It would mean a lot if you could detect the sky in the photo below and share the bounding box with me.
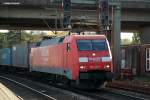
[0,30,9,33]
[121,32,133,40]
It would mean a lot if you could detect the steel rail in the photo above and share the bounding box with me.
[0,75,57,100]
[102,87,148,100]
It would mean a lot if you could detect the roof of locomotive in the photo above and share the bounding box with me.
[71,35,106,38]
[64,35,107,43]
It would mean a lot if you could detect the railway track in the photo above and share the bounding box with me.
[28,74,148,100]
[103,87,150,100]
[107,81,150,95]
[0,75,57,100]
[97,88,149,100]
[62,86,149,100]
[0,73,94,100]
[1,72,149,100]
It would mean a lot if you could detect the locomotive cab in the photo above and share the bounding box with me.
[67,35,113,88]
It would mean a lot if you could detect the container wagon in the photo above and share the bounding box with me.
[0,48,11,66]
[12,43,37,69]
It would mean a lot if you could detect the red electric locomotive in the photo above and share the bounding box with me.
[30,35,113,89]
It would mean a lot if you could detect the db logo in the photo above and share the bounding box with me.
[88,57,101,62]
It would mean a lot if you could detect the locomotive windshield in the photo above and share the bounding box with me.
[77,39,108,51]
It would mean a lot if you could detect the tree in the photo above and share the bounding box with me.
[121,38,132,45]
[0,30,45,48]
[132,32,140,44]
[21,31,44,43]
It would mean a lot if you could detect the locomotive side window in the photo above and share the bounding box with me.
[77,39,107,51]
[67,43,71,52]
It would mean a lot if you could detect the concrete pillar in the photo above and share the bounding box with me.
[140,27,150,44]
[111,1,121,78]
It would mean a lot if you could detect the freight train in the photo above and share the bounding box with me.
[0,35,113,89]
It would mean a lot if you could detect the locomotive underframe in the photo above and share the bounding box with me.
[73,70,113,89]
[79,70,113,80]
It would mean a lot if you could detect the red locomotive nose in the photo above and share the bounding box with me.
[78,51,112,72]
[77,39,112,72]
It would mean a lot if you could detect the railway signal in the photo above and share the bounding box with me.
[63,0,71,29]
[99,0,111,45]
[100,0,110,31]
[99,0,110,33]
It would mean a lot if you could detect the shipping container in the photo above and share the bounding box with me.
[120,44,150,77]
[12,43,37,68]
[140,44,150,76]
[121,45,141,76]
[0,48,11,66]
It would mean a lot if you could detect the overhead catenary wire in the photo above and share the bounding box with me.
[42,18,56,34]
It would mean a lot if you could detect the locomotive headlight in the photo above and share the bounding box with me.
[92,53,96,56]
[80,66,84,69]
[80,66,86,70]
[106,65,110,68]
[104,65,110,70]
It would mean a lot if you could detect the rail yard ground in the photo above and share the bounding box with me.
[106,76,150,95]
